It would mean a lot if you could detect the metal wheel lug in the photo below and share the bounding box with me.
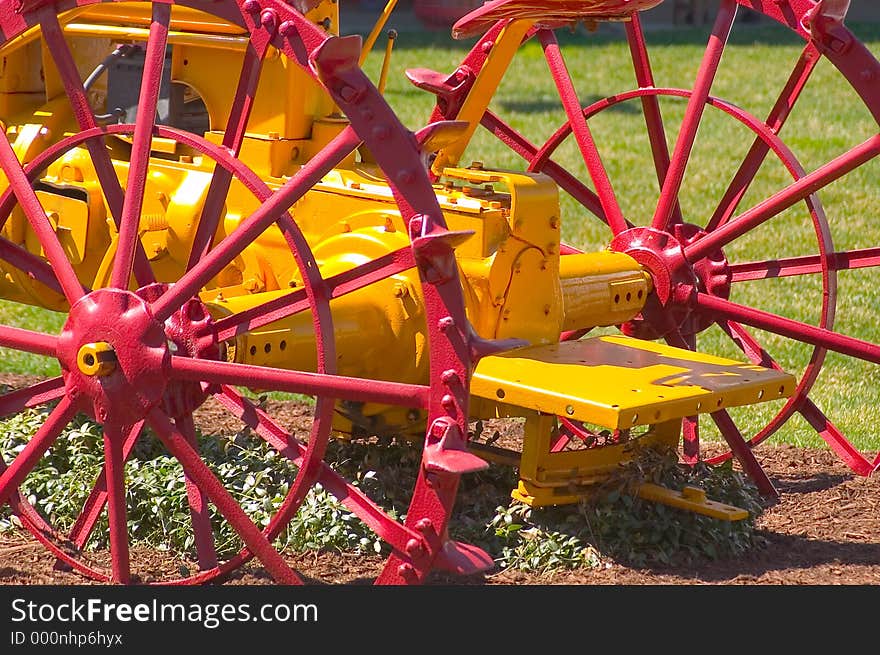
[405,538,424,557]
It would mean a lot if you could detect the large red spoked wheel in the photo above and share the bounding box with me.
[0,0,476,584]
[429,0,880,489]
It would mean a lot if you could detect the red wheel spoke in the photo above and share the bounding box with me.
[210,245,415,342]
[176,414,218,570]
[66,421,142,551]
[151,126,360,323]
[693,291,880,364]
[146,408,301,584]
[110,2,171,290]
[710,409,778,497]
[664,329,700,464]
[797,397,875,476]
[625,16,684,227]
[538,30,627,235]
[186,39,271,271]
[170,356,430,408]
[214,386,420,554]
[37,9,155,288]
[0,237,64,296]
[481,110,605,220]
[102,422,131,583]
[0,377,64,418]
[686,134,880,261]
[651,0,738,231]
[0,396,75,506]
[730,247,880,282]
[0,138,84,304]
[0,324,58,358]
[707,43,821,231]
[718,319,781,371]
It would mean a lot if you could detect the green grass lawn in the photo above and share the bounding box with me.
[2,15,879,453]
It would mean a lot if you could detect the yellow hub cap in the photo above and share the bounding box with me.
[76,342,117,377]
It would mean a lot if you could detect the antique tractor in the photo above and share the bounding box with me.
[0,0,876,584]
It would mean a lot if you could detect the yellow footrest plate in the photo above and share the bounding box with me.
[472,335,796,430]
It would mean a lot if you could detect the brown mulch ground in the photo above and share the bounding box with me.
[0,376,877,585]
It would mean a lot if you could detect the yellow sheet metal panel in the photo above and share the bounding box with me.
[472,335,796,429]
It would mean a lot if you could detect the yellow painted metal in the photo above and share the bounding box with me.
[0,2,807,513]
[442,166,563,344]
[472,335,796,429]
[511,416,681,506]
[358,0,399,66]
[377,30,397,95]
[559,251,650,331]
[637,483,749,521]
[431,19,534,175]
[76,342,117,377]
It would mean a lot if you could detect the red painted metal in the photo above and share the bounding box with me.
[651,0,737,231]
[0,0,473,586]
[729,247,880,282]
[0,131,84,304]
[186,36,272,270]
[110,2,170,291]
[147,408,301,584]
[0,397,77,508]
[37,8,155,288]
[710,410,778,498]
[0,237,65,296]
[58,289,170,424]
[170,356,431,407]
[177,414,219,572]
[452,0,663,39]
[539,29,628,235]
[102,422,131,583]
[64,422,144,553]
[625,15,683,228]
[684,135,880,263]
[0,377,64,418]
[2,0,879,585]
[706,42,821,231]
[432,0,880,486]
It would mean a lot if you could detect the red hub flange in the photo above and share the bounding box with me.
[57,288,170,425]
[610,223,731,340]
[138,284,221,419]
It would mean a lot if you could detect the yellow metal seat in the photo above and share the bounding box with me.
[453,0,664,39]
[470,335,795,512]
[472,334,796,430]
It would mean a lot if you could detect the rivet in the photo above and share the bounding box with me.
[438,316,455,331]
[279,20,295,36]
[481,40,494,53]
[441,394,456,410]
[440,369,459,385]
[415,518,433,533]
[243,0,260,13]
[405,538,423,557]
[260,9,278,32]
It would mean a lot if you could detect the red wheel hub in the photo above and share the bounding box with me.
[610,224,731,340]
[138,284,222,419]
[57,288,169,425]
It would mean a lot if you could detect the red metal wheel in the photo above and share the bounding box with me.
[431,0,880,485]
[0,0,475,584]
